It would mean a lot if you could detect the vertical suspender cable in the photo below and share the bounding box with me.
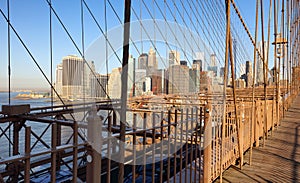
[250,0,260,165]
[274,0,279,128]
[286,0,290,96]
[105,0,108,97]
[229,31,242,170]
[140,0,143,53]
[260,0,267,146]
[266,0,273,138]
[220,0,230,182]
[164,0,168,94]
[80,0,85,112]
[280,0,285,118]
[50,0,53,110]
[7,0,11,156]
[165,0,169,95]
[7,0,10,105]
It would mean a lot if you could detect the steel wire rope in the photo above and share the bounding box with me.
[6,0,12,157]
[50,0,53,110]
[191,0,227,67]
[189,0,227,68]
[230,0,274,76]
[208,0,251,74]
[0,7,70,114]
[0,5,91,145]
[164,0,203,66]
[195,0,229,68]
[151,0,211,68]
[191,0,225,70]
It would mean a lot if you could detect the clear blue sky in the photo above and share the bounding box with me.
[0,0,279,90]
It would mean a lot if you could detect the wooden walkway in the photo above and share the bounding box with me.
[215,95,300,183]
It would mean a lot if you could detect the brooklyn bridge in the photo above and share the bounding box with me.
[0,0,299,182]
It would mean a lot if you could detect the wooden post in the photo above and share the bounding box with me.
[239,105,244,166]
[24,126,31,183]
[51,123,57,183]
[13,122,19,156]
[204,104,212,183]
[254,100,260,147]
[86,105,102,183]
[73,121,78,183]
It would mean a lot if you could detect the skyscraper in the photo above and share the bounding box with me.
[151,69,166,95]
[210,53,217,66]
[256,41,267,85]
[192,60,202,72]
[55,63,63,96]
[128,55,136,97]
[189,68,200,93]
[246,61,252,74]
[180,60,188,66]
[169,50,180,66]
[148,47,157,72]
[90,74,109,99]
[61,55,94,99]
[135,69,147,96]
[108,67,122,99]
[246,61,253,87]
[168,64,189,94]
[195,52,205,70]
[138,53,148,70]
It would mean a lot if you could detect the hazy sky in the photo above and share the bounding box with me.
[0,0,276,90]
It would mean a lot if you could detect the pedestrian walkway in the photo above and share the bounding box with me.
[215,95,300,182]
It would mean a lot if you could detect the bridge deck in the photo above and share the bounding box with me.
[215,95,300,183]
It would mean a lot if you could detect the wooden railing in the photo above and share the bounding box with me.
[205,86,298,182]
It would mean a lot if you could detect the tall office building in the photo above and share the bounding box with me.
[207,66,218,77]
[189,68,200,93]
[210,53,217,66]
[190,60,201,92]
[246,61,252,74]
[135,69,147,96]
[180,60,188,66]
[256,41,267,85]
[195,52,205,69]
[61,55,94,99]
[169,50,180,66]
[108,67,122,99]
[168,64,189,94]
[246,61,253,87]
[151,69,167,95]
[55,63,63,96]
[138,53,148,70]
[220,67,225,78]
[90,74,109,99]
[128,55,136,97]
[148,47,157,73]
[192,60,202,72]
